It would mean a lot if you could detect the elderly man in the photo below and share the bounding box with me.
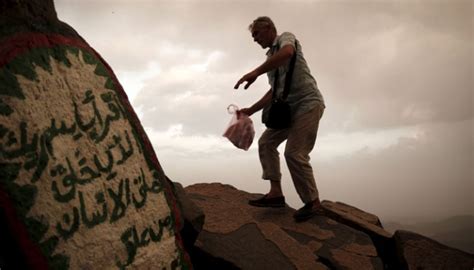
[234,16,326,222]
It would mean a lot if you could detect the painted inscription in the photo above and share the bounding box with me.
[0,47,182,269]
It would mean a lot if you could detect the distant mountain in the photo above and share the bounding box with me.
[383,215,474,254]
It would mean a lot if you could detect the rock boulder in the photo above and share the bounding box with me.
[0,1,191,269]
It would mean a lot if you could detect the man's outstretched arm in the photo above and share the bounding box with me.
[234,44,295,90]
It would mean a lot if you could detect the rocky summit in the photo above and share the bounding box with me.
[1,1,473,269]
[178,182,474,270]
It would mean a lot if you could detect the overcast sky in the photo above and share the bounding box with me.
[54,0,472,222]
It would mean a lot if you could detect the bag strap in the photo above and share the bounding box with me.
[272,40,298,101]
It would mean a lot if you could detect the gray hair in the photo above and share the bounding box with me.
[248,16,277,32]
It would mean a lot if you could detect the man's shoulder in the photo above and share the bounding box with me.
[279,31,296,38]
[278,32,297,47]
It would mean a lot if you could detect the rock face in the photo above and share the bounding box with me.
[0,1,191,269]
[183,183,474,270]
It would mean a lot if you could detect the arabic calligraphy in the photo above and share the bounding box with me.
[0,91,164,236]
[0,90,126,181]
[54,167,163,240]
[116,215,172,268]
[0,48,176,268]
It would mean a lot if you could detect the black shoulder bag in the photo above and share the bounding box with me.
[264,42,298,129]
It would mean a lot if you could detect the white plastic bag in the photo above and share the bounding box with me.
[223,104,255,151]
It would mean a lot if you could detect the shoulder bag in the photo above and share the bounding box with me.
[264,41,297,129]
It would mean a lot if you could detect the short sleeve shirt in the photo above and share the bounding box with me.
[264,32,325,121]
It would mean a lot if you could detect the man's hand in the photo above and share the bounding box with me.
[234,70,259,90]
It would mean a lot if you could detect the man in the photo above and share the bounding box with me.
[234,16,326,222]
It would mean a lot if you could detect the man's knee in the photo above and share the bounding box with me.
[284,148,310,163]
[258,135,273,150]
[258,135,265,147]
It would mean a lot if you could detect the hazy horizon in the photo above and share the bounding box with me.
[54,0,473,222]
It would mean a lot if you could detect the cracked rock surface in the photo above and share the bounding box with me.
[185,183,384,270]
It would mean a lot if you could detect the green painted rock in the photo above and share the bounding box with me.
[0,1,191,269]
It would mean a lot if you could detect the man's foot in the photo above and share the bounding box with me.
[293,201,324,222]
[248,194,286,208]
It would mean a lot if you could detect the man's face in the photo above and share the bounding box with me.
[251,25,273,49]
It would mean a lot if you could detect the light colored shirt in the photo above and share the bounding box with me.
[263,32,325,122]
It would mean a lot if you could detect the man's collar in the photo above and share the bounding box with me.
[271,34,279,47]
[266,34,280,56]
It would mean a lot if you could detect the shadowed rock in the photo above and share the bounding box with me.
[394,230,474,270]
[321,200,397,268]
[169,179,205,251]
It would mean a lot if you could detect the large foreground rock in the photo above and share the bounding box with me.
[184,183,474,270]
[185,183,384,270]
[0,1,191,269]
